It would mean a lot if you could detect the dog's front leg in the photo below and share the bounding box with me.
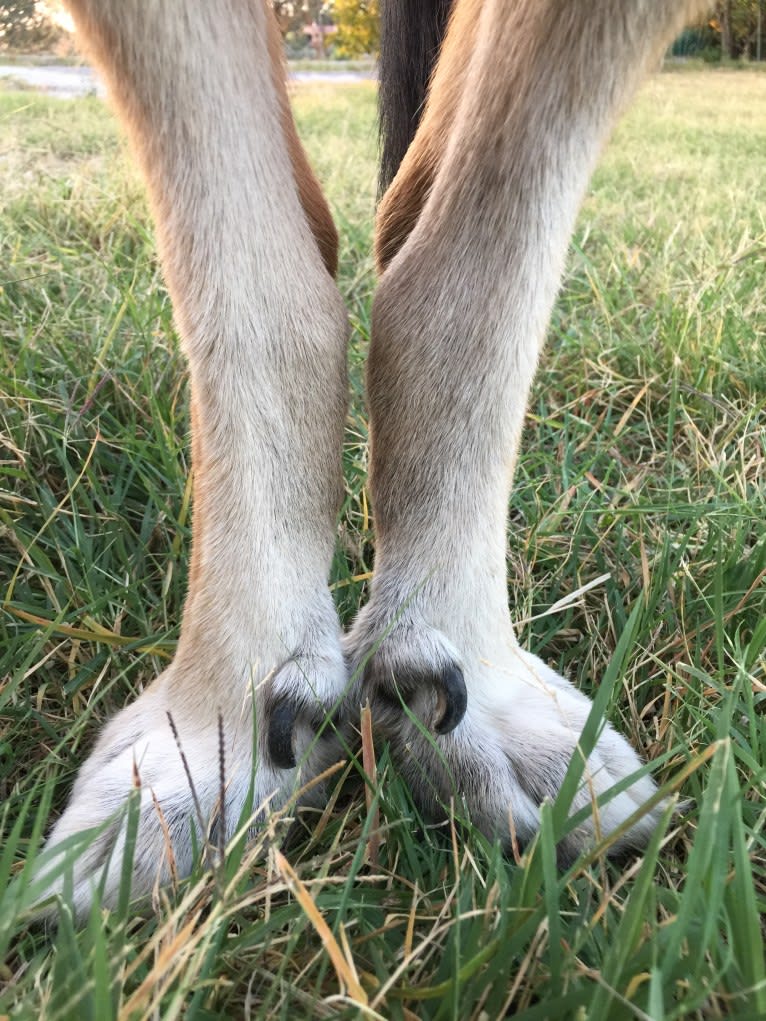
[38,0,349,918]
[347,0,708,856]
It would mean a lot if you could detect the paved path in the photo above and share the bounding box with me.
[0,63,103,98]
[0,63,372,99]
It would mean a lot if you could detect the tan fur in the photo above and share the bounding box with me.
[349,0,713,856]
[35,0,712,917]
[266,10,339,277]
[39,0,349,915]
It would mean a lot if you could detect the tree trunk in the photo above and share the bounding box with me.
[720,0,734,59]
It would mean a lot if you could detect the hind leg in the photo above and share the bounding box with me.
[347,0,707,854]
[39,0,348,917]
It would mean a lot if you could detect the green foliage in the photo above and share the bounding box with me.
[670,25,720,59]
[1,71,765,1017]
[331,0,379,58]
[0,0,61,51]
[710,0,766,60]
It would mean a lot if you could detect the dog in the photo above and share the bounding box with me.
[35,0,709,916]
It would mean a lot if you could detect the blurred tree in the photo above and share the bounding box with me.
[332,0,378,58]
[272,1,334,57]
[713,0,765,58]
[719,0,734,55]
[272,1,306,37]
[674,1,765,60]
[0,0,62,50]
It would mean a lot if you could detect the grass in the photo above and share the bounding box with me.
[0,53,377,72]
[287,58,377,73]
[0,69,764,1019]
[0,54,85,67]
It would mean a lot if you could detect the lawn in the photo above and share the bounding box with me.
[1,69,764,1019]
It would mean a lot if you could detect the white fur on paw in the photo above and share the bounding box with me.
[348,616,661,858]
[461,647,661,857]
[35,650,346,920]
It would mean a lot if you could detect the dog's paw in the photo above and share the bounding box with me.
[346,611,660,858]
[34,645,347,920]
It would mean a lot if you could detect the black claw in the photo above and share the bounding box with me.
[268,699,298,769]
[434,664,467,735]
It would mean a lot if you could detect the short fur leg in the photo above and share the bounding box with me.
[38,0,349,918]
[348,0,709,855]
